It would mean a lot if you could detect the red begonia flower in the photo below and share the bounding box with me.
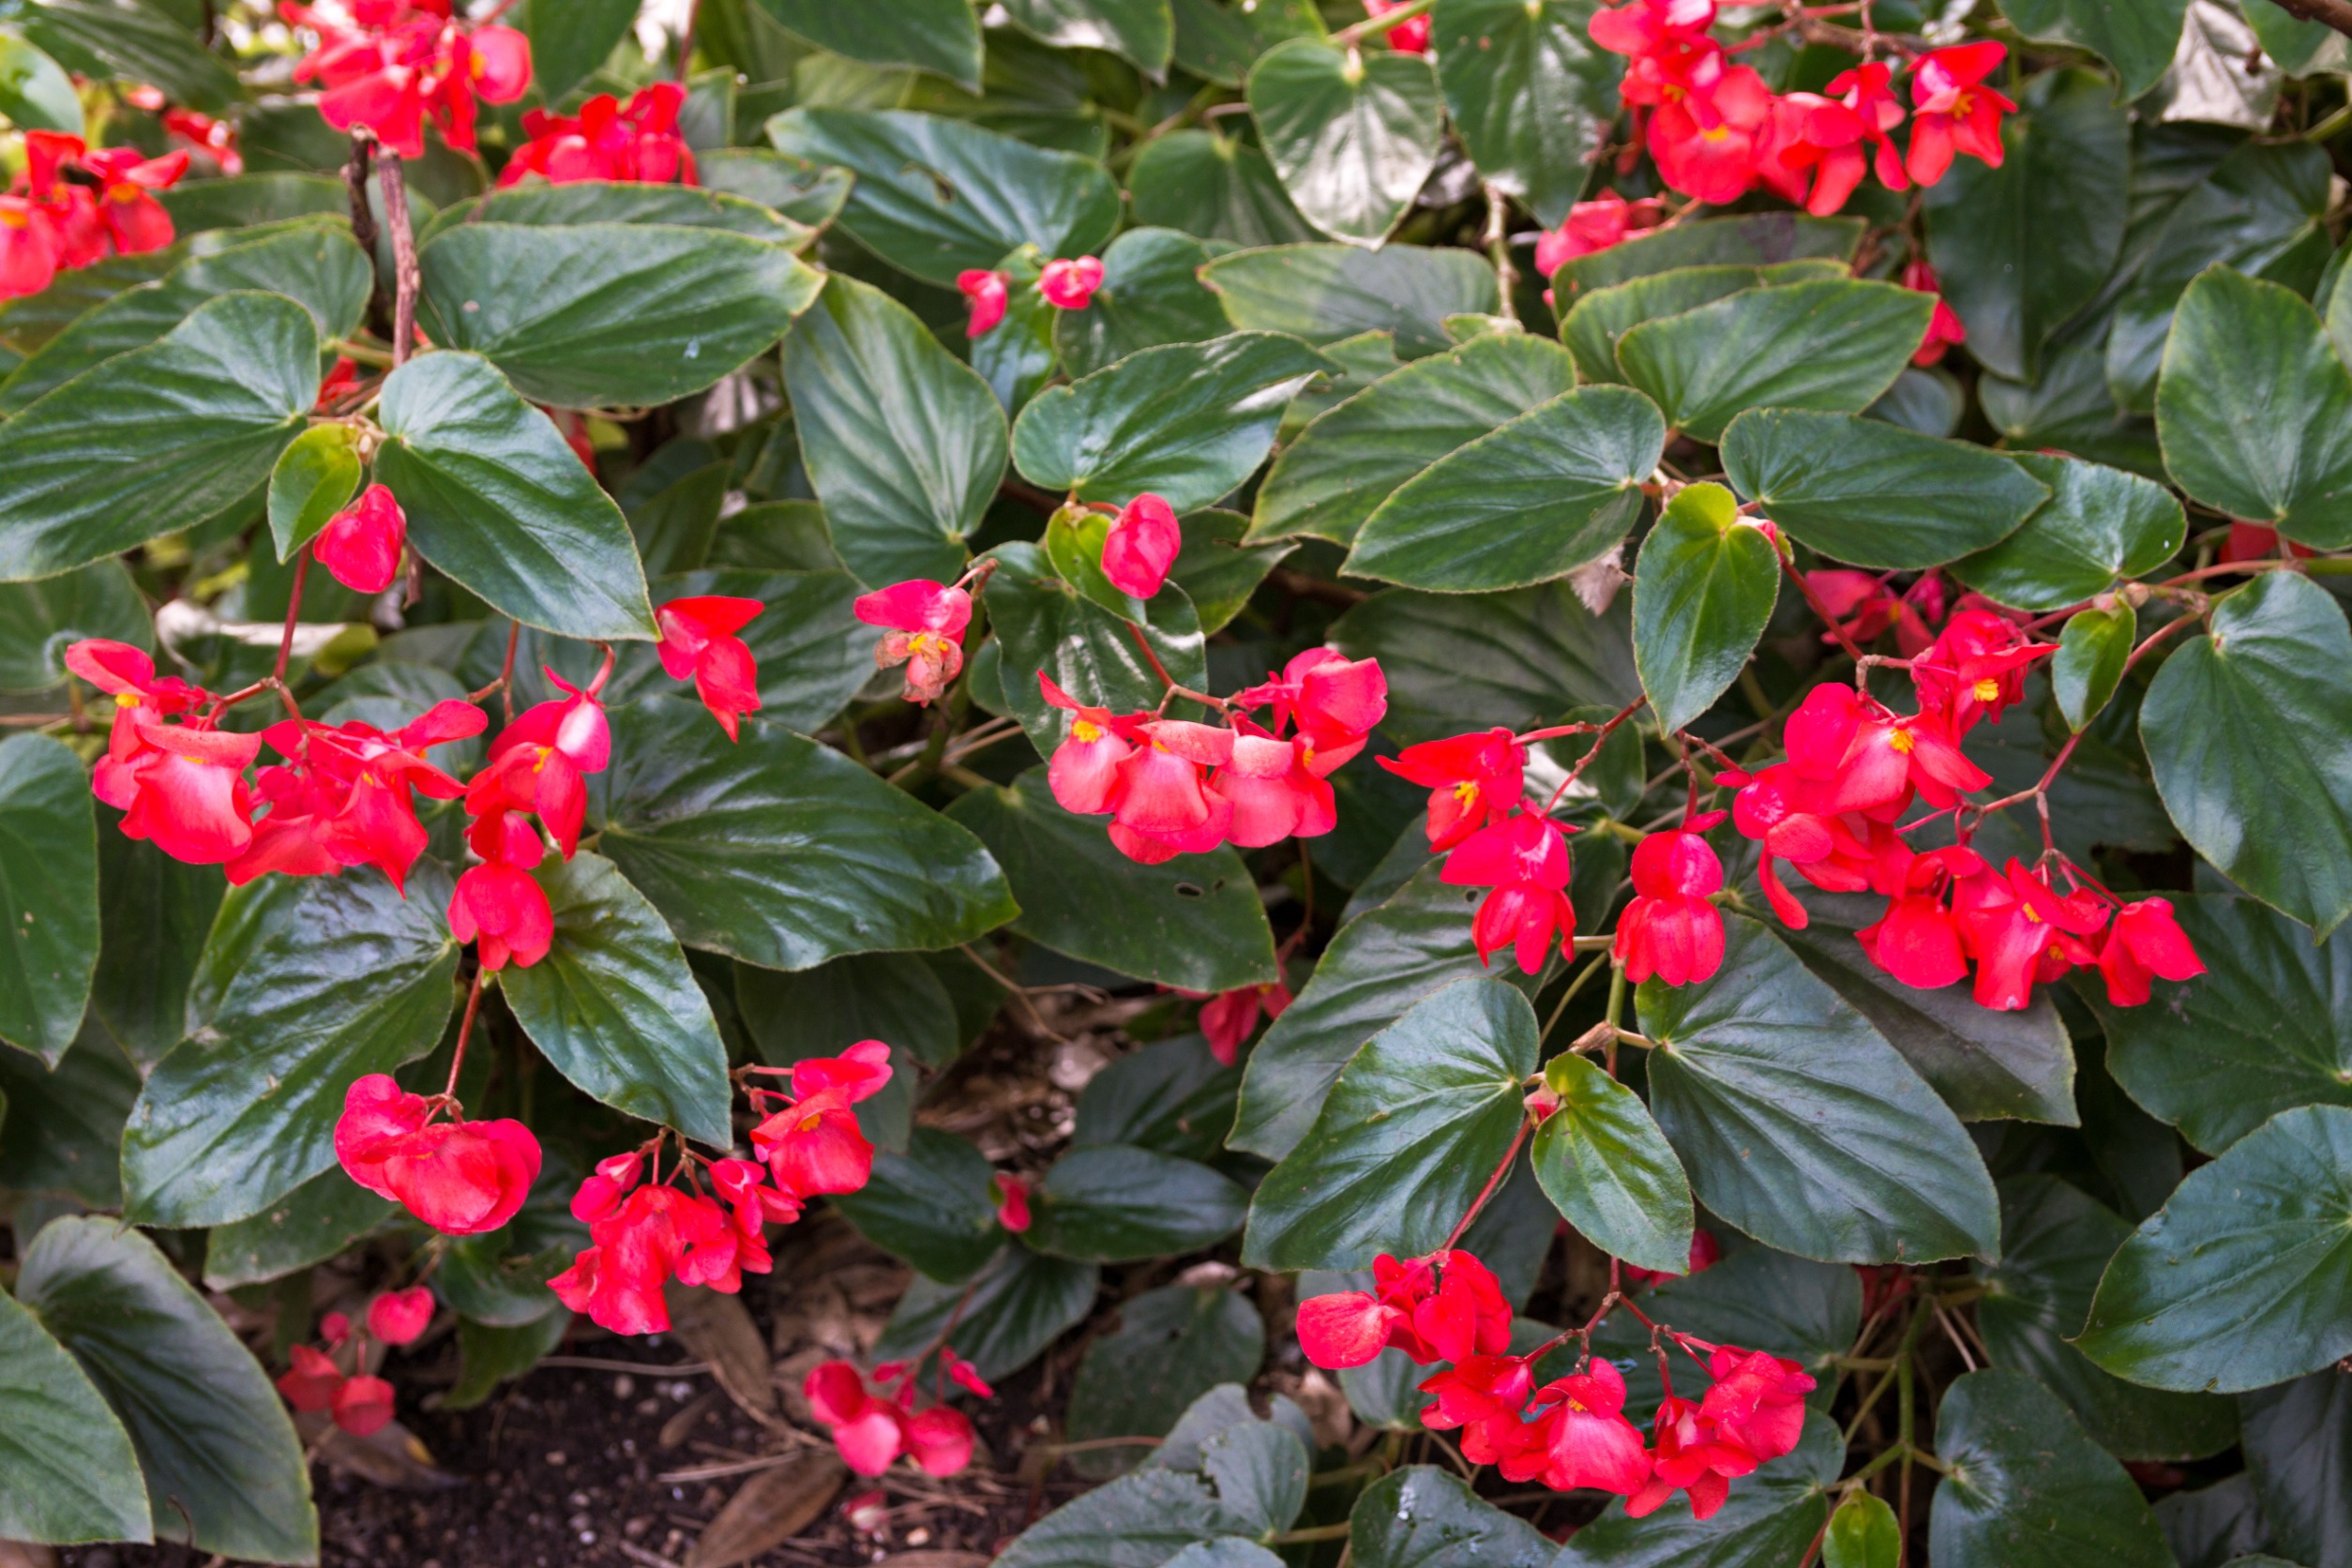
[2097,897,2205,1007]
[0,197,60,299]
[1197,979,1292,1065]
[1444,812,1577,975]
[1911,609,2049,734]
[906,1406,976,1475]
[1038,255,1104,309]
[1038,672,1135,814]
[991,1172,1032,1232]
[498,83,693,187]
[114,713,262,866]
[277,1343,345,1413]
[1532,191,1668,279]
[956,269,1009,336]
[332,1373,398,1437]
[367,1287,434,1346]
[1699,1347,1817,1463]
[1100,493,1181,598]
[1238,647,1390,765]
[1364,0,1432,51]
[1614,829,1726,986]
[751,1077,881,1199]
[320,1311,353,1346]
[1380,727,1526,851]
[943,1349,994,1399]
[314,482,407,596]
[1621,1228,1722,1287]
[1902,259,1968,366]
[1625,1395,1757,1520]
[1214,731,1330,850]
[1906,42,2015,187]
[853,580,972,706]
[1826,60,1908,191]
[377,1118,542,1235]
[656,595,765,740]
[447,862,556,971]
[1524,1359,1652,1495]
[1753,91,1868,216]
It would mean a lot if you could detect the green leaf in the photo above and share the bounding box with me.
[1151,1383,1317,1473]
[779,273,1006,586]
[14,0,240,112]
[1351,1465,1555,1568]
[499,852,733,1148]
[1999,0,2191,98]
[2240,1370,2352,1568]
[996,1463,1259,1568]
[1171,508,1295,635]
[832,1125,1003,1283]
[1327,580,1639,746]
[1011,332,1331,512]
[1639,915,2001,1264]
[266,424,364,562]
[1823,1492,1901,1568]
[697,151,855,232]
[0,1017,137,1205]
[1433,0,1619,228]
[1721,409,2049,570]
[1922,69,2131,381]
[0,292,316,581]
[445,1309,571,1410]
[1076,1033,1242,1161]
[0,248,180,359]
[626,459,727,575]
[1243,978,1535,1271]
[120,865,460,1229]
[1590,1245,1860,1417]
[519,0,640,98]
[416,222,819,409]
[2080,1104,2352,1393]
[1530,1049,1693,1276]
[1199,243,1498,359]
[1548,213,1862,301]
[1778,891,2075,1125]
[945,765,1274,993]
[1974,1176,2239,1462]
[1029,1145,1248,1263]
[765,108,1116,284]
[201,1167,395,1290]
[2053,603,2136,732]
[1557,1410,1840,1564]
[91,822,220,1069]
[873,1243,1099,1381]
[1066,1285,1264,1480]
[1560,262,1845,384]
[0,559,147,692]
[1249,332,1577,546]
[0,734,98,1066]
[0,28,82,134]
[2151,1474,2271,1568]
[1618,280,1934,445]
[2140,572,2352,935]
[1951,454,2185,611]
[0,1284,148,1545]
[1343,385,1663,592]
[1054,228,1235,379]
[2157,267,2352,550]
[18,1216,314,1564]
[1930,1369,2177,1568]
[373,351,656,641]
[155,173,348,232]
[735,949,961,1071]
[1631,480,1779,733]
[430,179,815,248]
[1001,0,1174,71]
[979,539,1209,755]
[1245,38,1442,246]
[1127,130,1321,249]
[752,0,981,86]
[2246,0,2344,71]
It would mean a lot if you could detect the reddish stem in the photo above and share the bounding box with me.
[1542,696,1648,812]
[442,970,486,1103]
[1780,554,1869,667]
[1441,1114,1534,1250]
[273,550,309,686]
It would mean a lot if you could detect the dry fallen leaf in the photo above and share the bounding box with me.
[294,1411,460,1490]
[0,1540,58,1568]
[683,1450,847,1568]
[666,1283,777,1420]
[876,1554,990,1567]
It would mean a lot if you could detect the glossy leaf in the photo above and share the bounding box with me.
[1199,243,1498,359]
[980,539,1209,755]
[1929,1369,2176,1568]
[1560,261,1845,384]
[1530,1049,1693,1275]
[2054,603,2136,731]
[1243,978,1536,1271]
[748,0,983,89]
[1054,227,1236,378]
[0,1018,137,1205]
[373,351,656,641]
[1066,1285,1265,1480]
[1171,508,1295,635]
[1028,1144,1249,1262]
[1722,409,2049,570]
[1075,1034,1244,1162]
[1557,1410,1840,1564]
[832,1125,1004,1283]
[2140,572,2352,935]
[2000,0,2191,98]
[1002,0,1174,71]
[997,1461,1261,1568]
[779,273,1007,586]
[1433,0,1620,227]
[265,423,364,562]
[695,152,854,232]
[1590,1245,1860,1417]
[1952,454,2185,611]
[0,28,82,134]
[627,566,871,733]
[0,734,98,1065]
[0,559,147,692]
[1639,916,2001,1264]
[1128,130,1320,249]
[1631,480,1779,733]
[2239,1369,2352,1568]
[430,180,815,248]
[1350,1466,1554,1568]
[91,823,221,1069]
[1823,1492,1901,1568]
[0,1284,148,1545]
[734,950,961,1072]
[1246,38,1441,246]
[872,1243,1099,1381]
[202,1168,395,1290]
[595,701,1018,972]
[1548,212,1862,299]
[515,0,639,98]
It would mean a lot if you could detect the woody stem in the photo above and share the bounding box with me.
[342,135,384,333]
[378,150,420,368]
[1440,1112,1532,1250]
[1483,184,1517,324]
[443,970,486,1103]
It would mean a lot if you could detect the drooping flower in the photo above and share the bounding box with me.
[1196,979,1293,1066]
[656,595,765,740]
[550,1184,737,1335]
[1380,727,1525,851]
[1910,609,2049,734]
[1295,1250,1514,1370]
[230,701,482,892]
[113,716,264,867]
[1100,493,1181,599]
[0,197,60,299]
[331,1375,398,1438]
[748,1041,896,1199]
[1516,1359,1652,1496]
[447,862,555,971]
[957,269,1009,337]
[1697,1347,1816,1464]
[1038,255,1104,309]
[1903,259,1968,367]
[1624,1395,1757,1520]
[1235,648,1390,770]
[802,1360,983,1478]
[1953,857,2107,1011]
[1614,827,1726,987]
[277,1344,346,1413]
[1621,1228,1721,1287]
[313,483,408,596]
[1753,91,1869,216]
[1038,673,1136,815]
[1444,812,1578,976]
[991,1172,1032,1232]
[1906,42,2015,186]
[469,669,611,859]
[2096,897,2206,1007]
[334,1074,541,1236]
[1532,191,1669,279]
[853,580,972,706]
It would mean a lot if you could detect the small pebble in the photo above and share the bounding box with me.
[545,1451,566,1467]
[613,1373,636,1397]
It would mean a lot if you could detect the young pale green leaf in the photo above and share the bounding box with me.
[1618,280,1933,443]
[0,1018,137,1205]
[1171,508,1295,635]
[1329,581,1639,745]
[1349,1465,1555,1568]
[0,28,82,134]
[1066,1286,1265,1479]
[2000,0,2191,98]
[266,423,363,562]
[1922,69,2130,382]
[1548,212,1862,300]
[1640,916,2001,1265]
[2053,604,2136,731]
[0,734,98,1066]
[1530,1049,1693,1275]
[1722,409,2050,570]
[1559,261,1845,384]
[0,559,148,692]
[1250,332,1577,546]
[1590,1246,1860,1417]
[2080,1105,2352,1393]
[1012,332,1330,512]
[1028,1145,1249,1263]
[1631,480,1779,733]
[0,292,317,581]
[416,222,818,409]
[2241,1370,2352,1568]
[946,765,1275,994]
[1434,0,1620,227]
[0,1285,149,1545]
[1823,1492,1901,1568]
[499,852,733,1149]
[1930,1369,2176,1568]
[1558,1410,1841,1564]
[202,1167,395,1290]
[1951,454,2185,611]
[1001,0,1174,71]
[832,1126,1004,1284]
[1054,228,1236,379]
[1973,1176,2239,1462]
[1245,38,1442,246]
[981,539,1209,755]
[2157,266,2352,550]
[749,0,982,88]
[1344,385,1664,592]
[18,1217,315,1564]
[1243,978,1537,1271]
[779,274,1006,586]
[873,1244,1099,1381]
[1128,130,1321,249]
[2140,572,2352,935]
[735,950,963,1073]
[595,702,1018,972]
[91,822,222,1069]
[765,109,1116,283]
[373,351,656,641]
[1199,243,1498,359]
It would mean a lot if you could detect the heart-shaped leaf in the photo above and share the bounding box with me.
[1952,454,2185,611]
[1560,261,1846,384]
[266,424,364,563]
[1054,228,1237,379]
[1128,130,1321,249]
[1001,0,1175,72]
[2053,603,2136,732]
[201,1167,395,1290]
[1066,1285,1265,1479]
[0,734,98,1066]
[1823,1492,1901,1568]
[0,559,148,693]
[1434,0,1621,227]
[1530,1048,1693,1276]
[1929,1369,2176,1568]
[1351,1466,1556,1568]
[1548,212,1862,300]
[1246,38,1442,246]
[1999,0,2191,99]
[1076,1034,1243,1161]
[873,1243,1099,1381]
[1632,480,1780,733]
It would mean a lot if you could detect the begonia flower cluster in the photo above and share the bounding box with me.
[1,132,188,301]
[284,0,531,160]
[337,1072,541,1235]
[500,83,696,188]
[806,1351,993,1478]
[955,252,1102,337]
[855,579,972,706]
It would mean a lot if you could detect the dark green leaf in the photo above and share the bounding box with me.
[1639,915,2001,1264]
[1980,328,2164,480]
[0,292,316,581]
[1245,38,1441,245]
[695,151,854,232]
[1012,332,1330,512]
[1199,243,1498,359]
[18,1216,314,1564]
[0,27,82,134]
[155,173,347,232]
[1198,1418,1306,1537]
[0,249,181,359]
[374,350,656,641]
[1591,1246,1861,1417]
[0,1284,148,1545]
[765,109,1117,284]
[945,765,1274,993]
[872,1243,1098,1381]
[445,1309,571,1410]
[519,0,640,98]
[1547,212,1862,300]
[1243,978,1535,1271]
[1077,1033,1244,1162]
[1560,262,1846,384]
[0,1018,137,1205]
[979,539,1208,754]
[91,822,220,1069]
[0,559,146,691]
[996,1464,1258,1568]
[1127,130,1320,249]
[1722,409,2049,570]
[970,249,1061,416]
[1344,385,1662,592]
[1055,228,1234,380]
[2240,1369,2352,1568]
[1929,1368,2177,1568]
[633,566,869,733]
[119,864,461,1229]
[1066,1285,1264,1480]
[1170,0,1323,85]
[1029,1144,1248,1263]
[1433,0,1619,227]
[429,179,815,248]
[749,0,982,89]
[1002,0,1174,71]
[1349,1465,1555,1568]
[1557,1410,1840,1564]
[2140,572,2352,935]
[1632,480,1780,733]
[596,702,1018,972]
[1151,1383,1317,1473]
[1951,454,2185,611]
[779,274,1006,586]
[625,460,727,576]
[2054,604,2136,731]
[0,734,98,1066]
[202,1167,395,1290]
[2000,0,2191,98]
[1530,1048,1693,1275]
[1171,508,1295,635]
[15,0,240,111]
[2153,1474,2275,1568]
[735,950,961,1071]
[707,501,841,573]
[831,1126,1003,1283]
[1824,1492,1902,1568]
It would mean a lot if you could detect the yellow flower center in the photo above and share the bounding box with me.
[1888,729,1915,754]
[1073,718,1106,744]
[1453,780,1481,806]
[2024,905,2043,924]
[1973,678,2001,702]
[114,692,140,709]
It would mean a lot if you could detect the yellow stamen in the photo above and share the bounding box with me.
[1073,718,1106,744]
[114,692,140,708]
[1972,678,2001,703]
[1888,729,1915,754]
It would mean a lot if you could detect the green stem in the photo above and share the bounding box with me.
[1331,0,1437,47]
